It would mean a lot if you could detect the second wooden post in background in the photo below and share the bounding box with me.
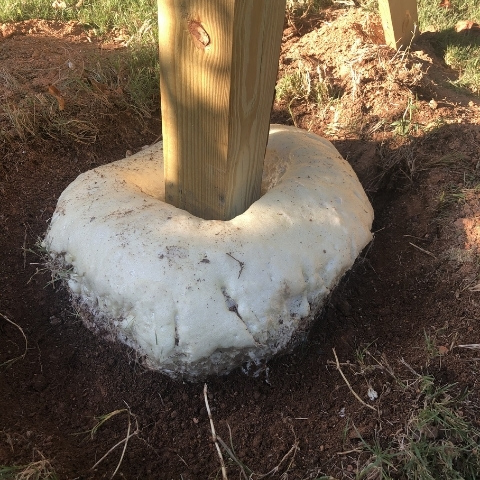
[379,0,418,50]
[158,0,285,220]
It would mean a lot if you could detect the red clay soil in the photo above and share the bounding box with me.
[1,8,480,479]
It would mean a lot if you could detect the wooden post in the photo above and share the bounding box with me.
[158,0,286,220]
[378,0,418,50]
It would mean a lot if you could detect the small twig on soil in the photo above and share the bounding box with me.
[337,448,363,455]
[226,253,245,279]
[1,313,28,367]
[368,352,397,380]
[110,413,131,479]
[257,436,299,478]
[152,134,163,144]
[332,348,377,412]
[327,360,353,368]
[23,226,27,270]
[204,384,228,480]
[400,357,420,376]
[176,453,188,467]
[218,423,298,479]
[403,234,429,241]
[216,433,250,480]
[457,344,480,350]
[333,0,358,6]
[408,242,437,259]
[91,434,132,477]
[90,409,139,479]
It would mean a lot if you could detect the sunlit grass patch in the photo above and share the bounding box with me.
[418,0,480,96]
[0,0,158,42]
[276,62,340,125]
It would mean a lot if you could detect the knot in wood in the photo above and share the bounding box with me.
[188,20,210,49]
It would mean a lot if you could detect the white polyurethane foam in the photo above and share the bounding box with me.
[43,125,373,379]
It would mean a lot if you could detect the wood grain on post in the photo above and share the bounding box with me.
[158,0,285,220]
[379,0,418,50]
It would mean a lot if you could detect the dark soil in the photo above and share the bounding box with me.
[1,8,480,479]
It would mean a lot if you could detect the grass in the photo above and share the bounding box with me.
[0,0,158,42]
[363,379,480,479]
[286,0,333,18]
[1,0,478,145]
[285,0,480,97]
[336,351,480,480]
[0,0,160,145]
[390,98,421,136]
[357,0,480,96]
[0,48,159,145]
[82,408,139,478]
[435,167,480,220]
[276,63,337,124]
[418,0,480,95]
[0,455,57,480]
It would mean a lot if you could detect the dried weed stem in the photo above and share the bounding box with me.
[332,348,377,412]
[90,408,139,479]
[204,383,228,480]
[0,313,28,367]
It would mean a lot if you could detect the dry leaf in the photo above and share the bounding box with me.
[455,20,480,33]
[48,85,65,111]
[439,0,452,9]
[51,0,67,9]
[438,345,449,355]
[89,78,110,94]
[1,24,16,38]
